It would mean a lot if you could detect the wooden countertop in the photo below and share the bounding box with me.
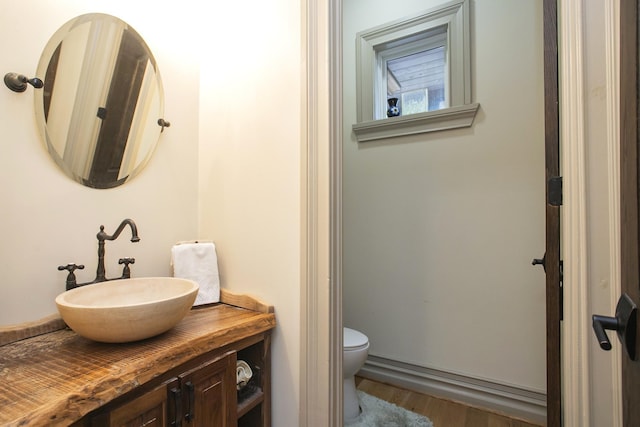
[0,297,276,426]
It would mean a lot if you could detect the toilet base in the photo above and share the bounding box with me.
[344,375,361,423]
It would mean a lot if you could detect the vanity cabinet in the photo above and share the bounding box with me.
[0,290,275,427]
[94,352,237,427]
[236,336,271,427]
[85,333,273,427]
[107,379,179,427]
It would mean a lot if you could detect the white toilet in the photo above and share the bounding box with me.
[343,327,370,423]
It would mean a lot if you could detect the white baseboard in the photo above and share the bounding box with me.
[358,355,546,425]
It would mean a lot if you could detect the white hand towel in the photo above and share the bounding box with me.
[171,242,220,305]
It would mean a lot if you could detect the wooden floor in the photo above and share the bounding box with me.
[355,377,544,427]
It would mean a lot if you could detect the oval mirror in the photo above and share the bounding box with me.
[34,13,165,189]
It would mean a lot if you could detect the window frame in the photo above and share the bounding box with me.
[353,0,479,142]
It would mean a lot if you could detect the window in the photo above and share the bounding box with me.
[353,0,479,142]
[382,26,447,117]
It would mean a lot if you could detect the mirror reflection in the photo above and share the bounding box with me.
[34,13,165,189]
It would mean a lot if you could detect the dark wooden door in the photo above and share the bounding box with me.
[543,1,562,426]
[619,0,640,425]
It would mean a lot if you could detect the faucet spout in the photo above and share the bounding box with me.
[97,218,140,242]
[95,219,140,282]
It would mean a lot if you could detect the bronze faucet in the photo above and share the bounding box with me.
[95,219,140,282]
[58,219,140,290]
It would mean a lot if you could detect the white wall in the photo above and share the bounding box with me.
[343,0,547,392]
[0,1,302,425]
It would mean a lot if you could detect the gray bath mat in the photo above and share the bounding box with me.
[345,391,434,427]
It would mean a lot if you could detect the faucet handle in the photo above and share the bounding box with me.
[57,263,85,290]
[118,257,135,279]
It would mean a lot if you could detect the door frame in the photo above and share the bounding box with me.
[301,0,621,425]
[619,0,640,424]
[559,0,623,426]
[300,0,343,425]
[556,0,591,425]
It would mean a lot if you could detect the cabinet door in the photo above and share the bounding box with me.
[108,379,179,427]
[180,352,237,427]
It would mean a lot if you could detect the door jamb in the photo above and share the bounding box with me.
[557,0,590,425]
[603,0,623,424]
[558,0,623,426]
[301,0,343,425]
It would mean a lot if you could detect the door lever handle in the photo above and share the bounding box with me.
[592,293,637,360]
[592,315,618,350]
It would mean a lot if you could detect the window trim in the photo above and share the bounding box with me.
[354,0,478,141]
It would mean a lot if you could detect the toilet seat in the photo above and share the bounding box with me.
[344,327,368,351]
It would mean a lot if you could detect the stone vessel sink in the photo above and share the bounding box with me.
[55,277,199,343]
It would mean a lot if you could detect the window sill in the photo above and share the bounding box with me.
[352,103,480,142]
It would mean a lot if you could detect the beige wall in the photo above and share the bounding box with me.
[342,0,547,391]
[0,1,301,425]
[0,1,200,325]
[197,3,302,426]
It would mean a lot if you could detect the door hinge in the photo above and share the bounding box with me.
[548,176,562,206]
